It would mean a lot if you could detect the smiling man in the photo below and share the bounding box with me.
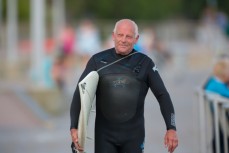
[112,19,139,55]
[70,19,178,153]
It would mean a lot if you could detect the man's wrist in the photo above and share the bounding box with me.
[167,127,176,131]
[70,127,78,131]
[70,125,78,130]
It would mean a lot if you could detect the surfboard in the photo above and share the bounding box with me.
[78,71,99,152]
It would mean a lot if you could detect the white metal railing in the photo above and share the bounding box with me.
[196,88,229,153]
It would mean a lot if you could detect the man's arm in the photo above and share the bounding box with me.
[147,60,178,152]
[70,57,97,129]
[70,57,97,150]
[147,61,176,130]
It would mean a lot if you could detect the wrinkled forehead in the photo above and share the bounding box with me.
[116,22,135,34]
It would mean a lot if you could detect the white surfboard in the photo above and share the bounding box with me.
[78,71,99,152]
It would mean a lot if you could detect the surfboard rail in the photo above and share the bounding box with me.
[78,71,99,151]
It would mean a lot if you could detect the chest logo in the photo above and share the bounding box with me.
[113,78,129,88]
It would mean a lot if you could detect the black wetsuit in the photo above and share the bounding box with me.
[70,48,176,153]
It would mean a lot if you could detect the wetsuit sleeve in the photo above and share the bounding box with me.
[147,60,176,131]
[70,57,97,129]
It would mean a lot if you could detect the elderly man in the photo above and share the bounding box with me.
[70,19,178,153]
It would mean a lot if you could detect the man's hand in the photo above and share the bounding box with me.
[70,128,84,152]
[164,129,178,153]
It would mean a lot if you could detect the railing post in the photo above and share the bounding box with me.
[198,89,207,153]
[197,90,229,153]
[213,99,220,153]
[222,104,229,153]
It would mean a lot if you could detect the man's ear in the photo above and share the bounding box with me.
[112,32,115,41]
[135,35,139,44]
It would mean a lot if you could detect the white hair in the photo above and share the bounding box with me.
[113,19,139,38]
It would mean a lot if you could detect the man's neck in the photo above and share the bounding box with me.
[114,49,133,56]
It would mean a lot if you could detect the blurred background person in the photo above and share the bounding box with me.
[51,54,66,90]
[196,6,229,56]
[58,24,75,57]
[135,27,172,69]
[74,19,101,66]
[204,56,229,153]
[205,56,229,97]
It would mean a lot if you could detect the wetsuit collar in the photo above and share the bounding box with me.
[113,48,137,58]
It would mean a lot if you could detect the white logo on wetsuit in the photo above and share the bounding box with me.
[152,65,158,72]
[171,113,176,127]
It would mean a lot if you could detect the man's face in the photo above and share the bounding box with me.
[112,22,139,55]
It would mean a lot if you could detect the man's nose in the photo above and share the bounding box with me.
[121,36,127,42]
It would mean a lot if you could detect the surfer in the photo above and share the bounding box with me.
[70,19,178,153]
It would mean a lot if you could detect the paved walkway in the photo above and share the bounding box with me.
[0,82,71,153]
